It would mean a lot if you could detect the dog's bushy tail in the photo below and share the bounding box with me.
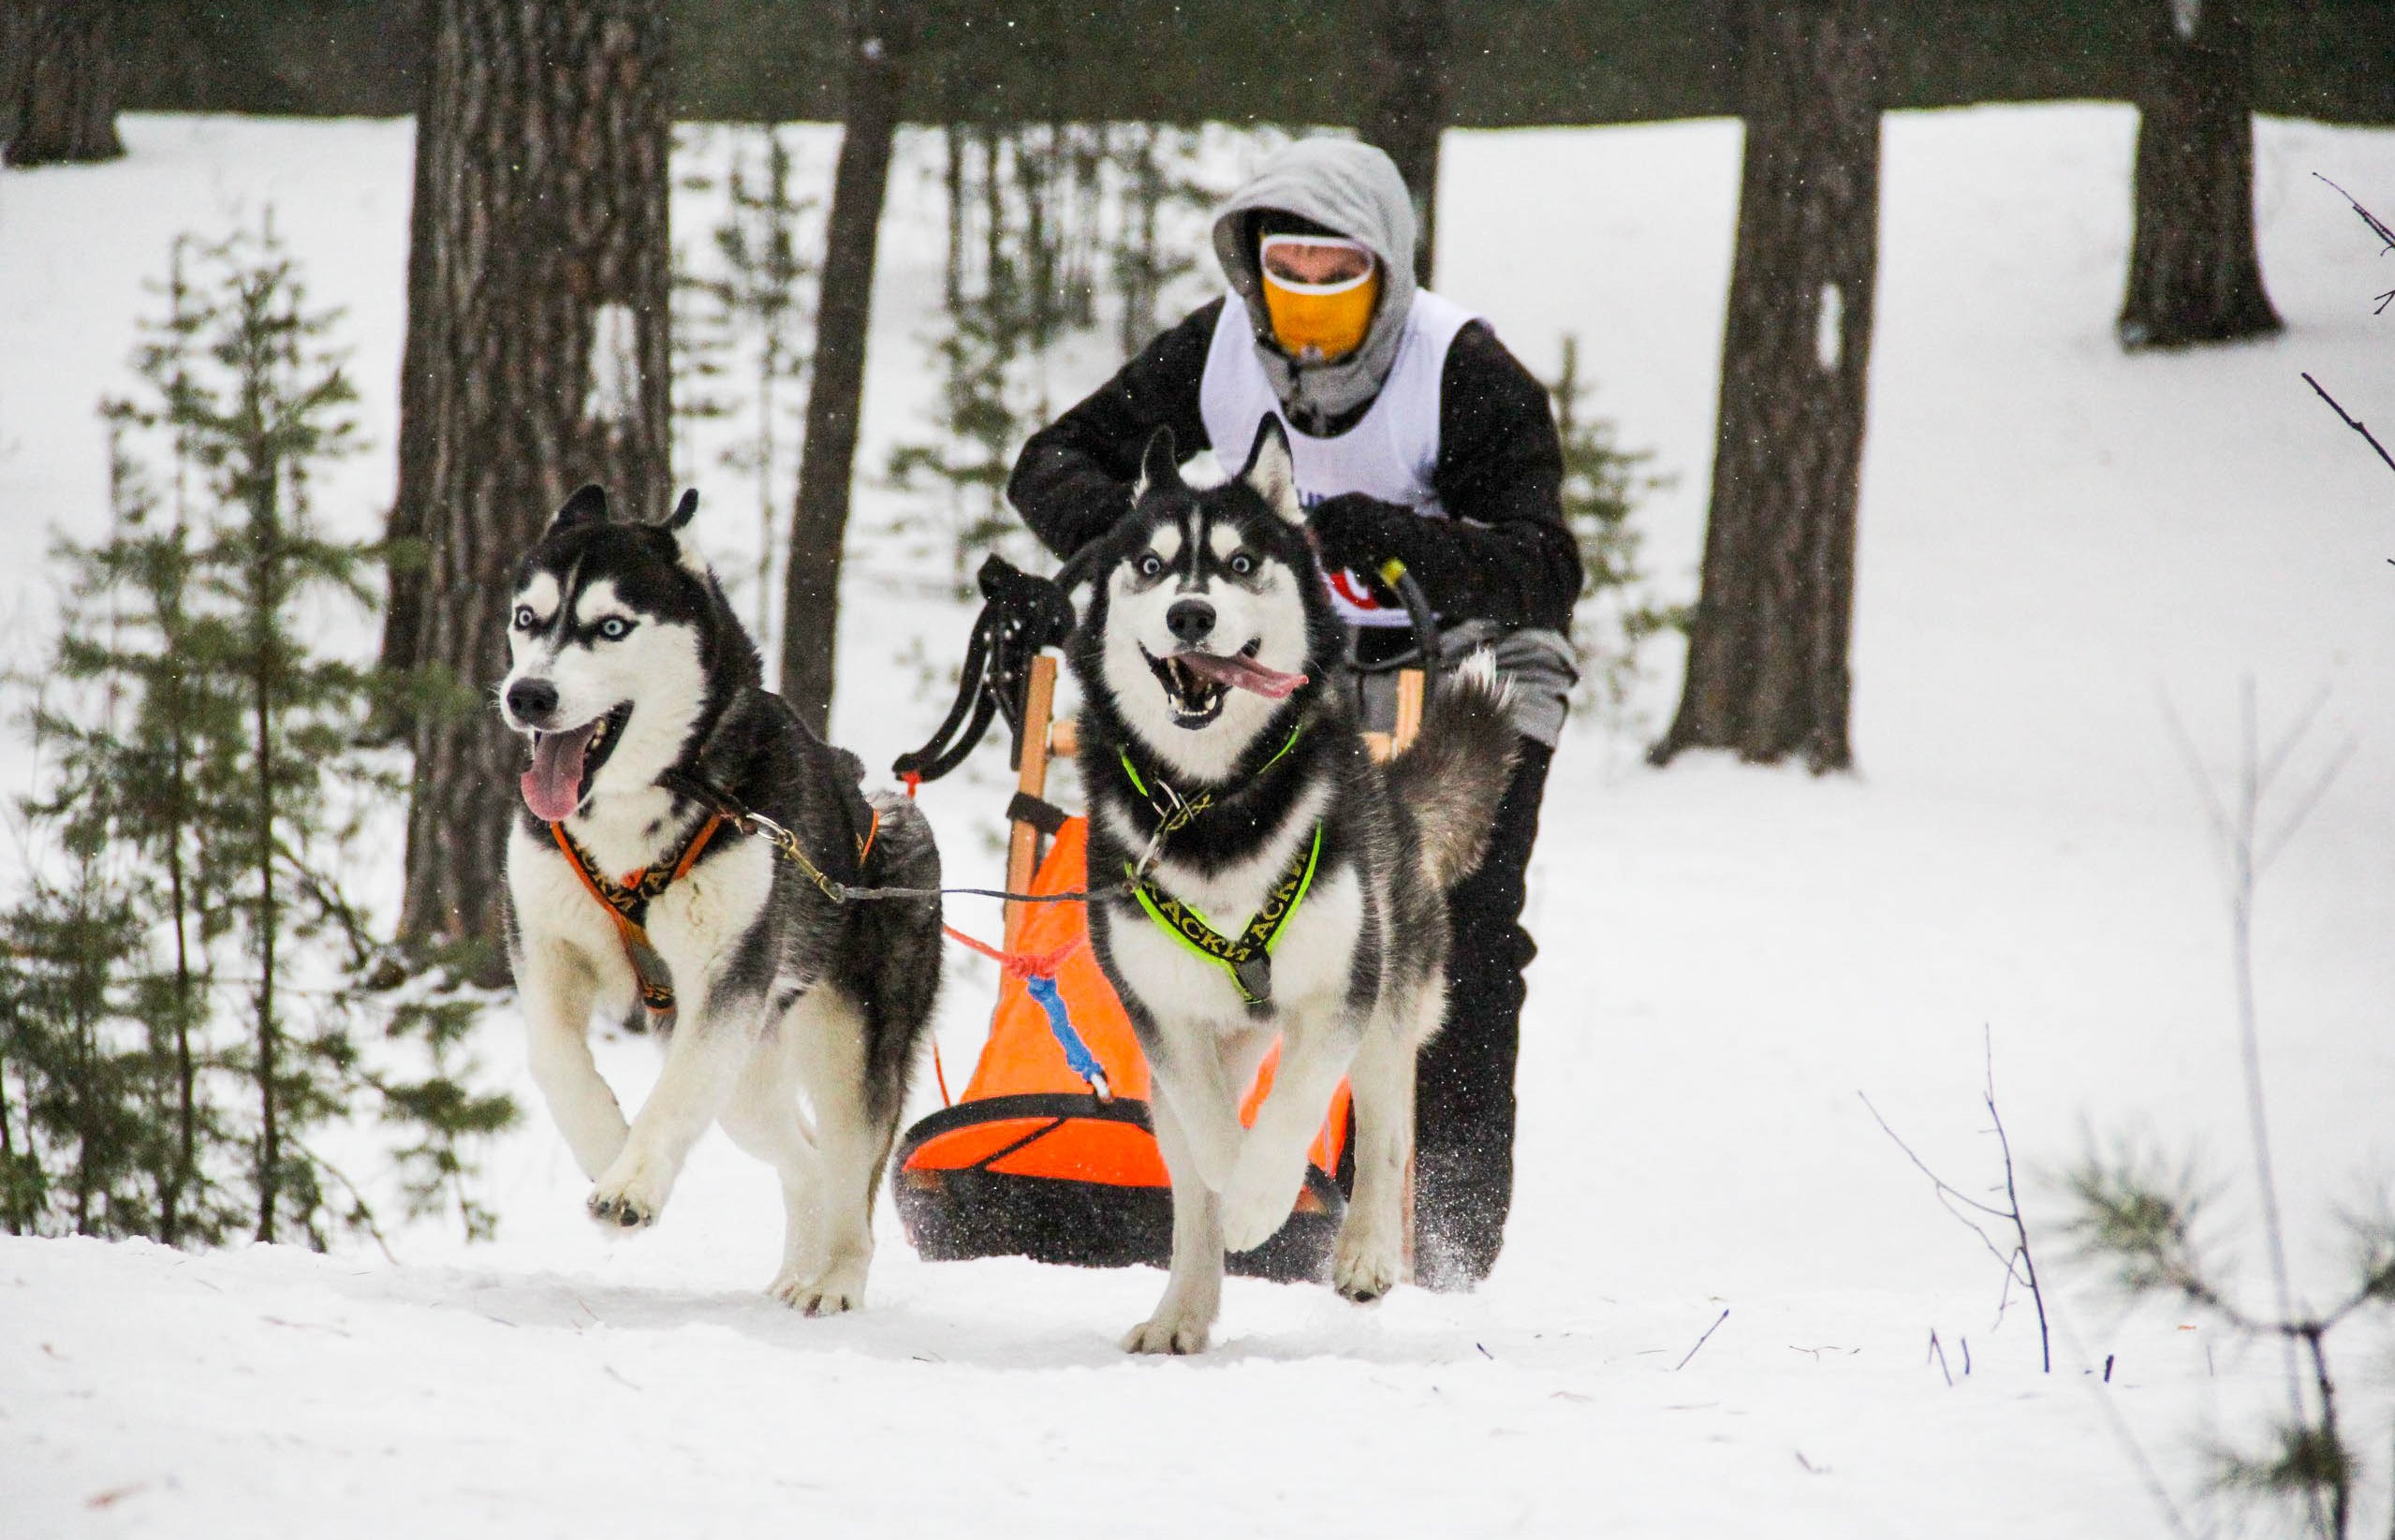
[1388,651,1519,891]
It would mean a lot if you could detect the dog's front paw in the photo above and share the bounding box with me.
[768,1259,867,1316]
[1331,1225,1402,1303]
[1217,1156,1304,1254]
[586,1146,676,1230]
[1122,1307,1211,1356]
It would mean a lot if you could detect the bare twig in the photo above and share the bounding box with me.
[1859,1029,2050,1371]
[2313,174,2395,256]
[2301,374,2395,486]
[1675,1308,1729,1371]
[1928,1327,1954,1386]
[1982,1031,2052,1372]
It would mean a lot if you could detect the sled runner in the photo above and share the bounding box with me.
[889,557,1432,1282]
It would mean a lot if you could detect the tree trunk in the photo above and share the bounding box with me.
[377,110,442,700]
[1358,0,1449,286]
[1653,0,1881,774]
[390,0,673,961]
[2117,0,2281,349]
[779,0,918,738]
[5,0,125,168]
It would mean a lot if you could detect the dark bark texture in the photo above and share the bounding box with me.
[389,0,672,955]
[1655,0,1882,773]
[779,0,919,737]
[1358,0,1450,286]
[2117,0,2281,349]
[5,0,125,168]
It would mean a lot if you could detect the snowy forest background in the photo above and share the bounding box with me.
[5,2,2395,1536]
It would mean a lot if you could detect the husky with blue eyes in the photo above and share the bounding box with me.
[1069,419,1519,1353]
[496,484,940,1314]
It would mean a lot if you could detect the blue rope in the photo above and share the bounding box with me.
[1024,973,1111,1102]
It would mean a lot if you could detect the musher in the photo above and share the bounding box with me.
[1006,139,1579,1289]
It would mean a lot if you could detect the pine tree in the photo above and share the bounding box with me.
[357,946,517,1241]
[1106,124,1210,361]
[891,123,1224,596]
[668,127,738,496]
[157,218,379,1242]
[1,251,246,1243]
[1545,335,1681,724]
[687,128,816,657]
[2,219,518,1250]
[0,853,163,1238]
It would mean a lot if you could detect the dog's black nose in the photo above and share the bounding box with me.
[1166,599,1215,645]
[507,678,559,724]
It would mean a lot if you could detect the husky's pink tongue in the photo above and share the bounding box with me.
[521,724,598,822]
[1176,652,1308,699]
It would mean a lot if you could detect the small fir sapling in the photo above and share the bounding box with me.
[1543,335,1682,726]
[2068,682,2378,1540]
[1,219,516,1249]
[0,851,171,1239]
[1,246,246,1244]
[2066,1146,2395,1540]
[1105,123,1212,360]
[892,123,1233,594]
[667,136,738,498]
[674,126,817,654]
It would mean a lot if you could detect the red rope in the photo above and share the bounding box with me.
[942,924,1082,981]
[901,770,922,799]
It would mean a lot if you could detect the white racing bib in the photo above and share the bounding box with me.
[1198,288,1483,627]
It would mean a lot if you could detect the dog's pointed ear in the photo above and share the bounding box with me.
[1132,426,1183,505]
[1240,416,1301,524]
[655,488,710,577]
[549,483,610,534]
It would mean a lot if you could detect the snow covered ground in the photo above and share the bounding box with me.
[4,105,2394,1536]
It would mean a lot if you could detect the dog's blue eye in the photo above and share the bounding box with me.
[599,617,632,640]
[512,605,536,630]
[1136,552,1164,579]
[1228,552,1256,577]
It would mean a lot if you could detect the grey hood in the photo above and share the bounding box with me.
[1211,139,1419,432]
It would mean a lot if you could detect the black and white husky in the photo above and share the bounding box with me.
[1069,422,1518,1353]
[497,485,940,1313]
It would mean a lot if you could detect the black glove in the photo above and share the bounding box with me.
[1306,492,1415,580]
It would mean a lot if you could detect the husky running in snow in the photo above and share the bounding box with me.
[1068,421,1518,1354]
[497,485,940,1313]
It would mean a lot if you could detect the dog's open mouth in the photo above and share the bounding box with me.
[1143,641,1307,728]
[520,702,632,822]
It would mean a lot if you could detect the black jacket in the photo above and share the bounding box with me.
[1006,298,1580,633]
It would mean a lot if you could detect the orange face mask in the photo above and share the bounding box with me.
[1258,235,1379,364]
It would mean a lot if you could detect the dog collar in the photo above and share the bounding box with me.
[1124,820,1323,1006]
[551,812,726,1027]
